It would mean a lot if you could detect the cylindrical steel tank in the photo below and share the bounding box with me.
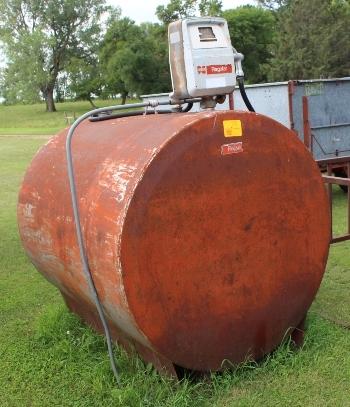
[18,111,330,376]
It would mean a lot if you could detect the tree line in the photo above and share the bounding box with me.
[0,0,349,112]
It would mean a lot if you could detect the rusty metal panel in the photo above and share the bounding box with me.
[18,111,330,374]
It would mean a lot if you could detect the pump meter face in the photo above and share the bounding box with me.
[169,17,236,101]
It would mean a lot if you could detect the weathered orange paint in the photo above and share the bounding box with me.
[18,111,330,375]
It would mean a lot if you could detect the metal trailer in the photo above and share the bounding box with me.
[142,77,350,161]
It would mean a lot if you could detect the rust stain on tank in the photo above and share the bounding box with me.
[18,111,330,375]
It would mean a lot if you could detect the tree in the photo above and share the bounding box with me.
[67,55,102,108]
[100,18,171,103]
[0,0,107,111]
[223,6,276,83]
[256,0,289,9]
[55,73,68,103]
[156,0,197,24]
[267,0,350,81]
[156,0,224,23]
[0,63,42,104]
[140,23,172,93]
[199,0,223,16]
[99,18,138,104]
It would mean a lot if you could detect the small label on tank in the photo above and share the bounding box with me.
[221,142,243,155]
[223,120,242,137]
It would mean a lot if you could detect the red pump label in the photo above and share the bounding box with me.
[207,64,233,74]
[197,64,233,75]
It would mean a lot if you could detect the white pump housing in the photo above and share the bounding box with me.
[168,17,236,103]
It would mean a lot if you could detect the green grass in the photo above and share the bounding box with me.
[1,135,350,406]
[0,99,139,135]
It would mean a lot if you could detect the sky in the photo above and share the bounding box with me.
[107,0,256,24]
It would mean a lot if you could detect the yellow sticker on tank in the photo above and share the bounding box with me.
[223,120,242,137]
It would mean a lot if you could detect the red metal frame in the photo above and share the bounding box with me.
[288,80,296,131]
[302,96,312,150]
[318,156,350,243]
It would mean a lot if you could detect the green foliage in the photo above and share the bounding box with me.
[0,29,47,104]
[65,7,123,107]
[1,0,350,112]
[67,54,102,108]
[198,0,223,16]
[140,23,172,94]
[0,0,107,111]
[266,0,350,81]
[223,6,276,83]
[156,0,197,24]
[100,18,171,101]
[256,0,290,8]
[156,0,223,22]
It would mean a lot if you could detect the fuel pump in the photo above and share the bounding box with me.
[168,17,253,111]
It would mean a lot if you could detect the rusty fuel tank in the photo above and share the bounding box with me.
[18,110,330,376]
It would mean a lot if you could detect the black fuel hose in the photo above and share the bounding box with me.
[237,77,255,112]
[182,102,193,112]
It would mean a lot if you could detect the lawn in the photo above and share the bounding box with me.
[0,99,140,135]
[0,131,350,406]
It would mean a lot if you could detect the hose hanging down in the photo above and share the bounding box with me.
[65,98,200,385]
[233,50,255,113]
[237,77,255,113]
[66,101,168,386]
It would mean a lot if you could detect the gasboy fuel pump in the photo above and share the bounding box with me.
[168,17,248,110]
